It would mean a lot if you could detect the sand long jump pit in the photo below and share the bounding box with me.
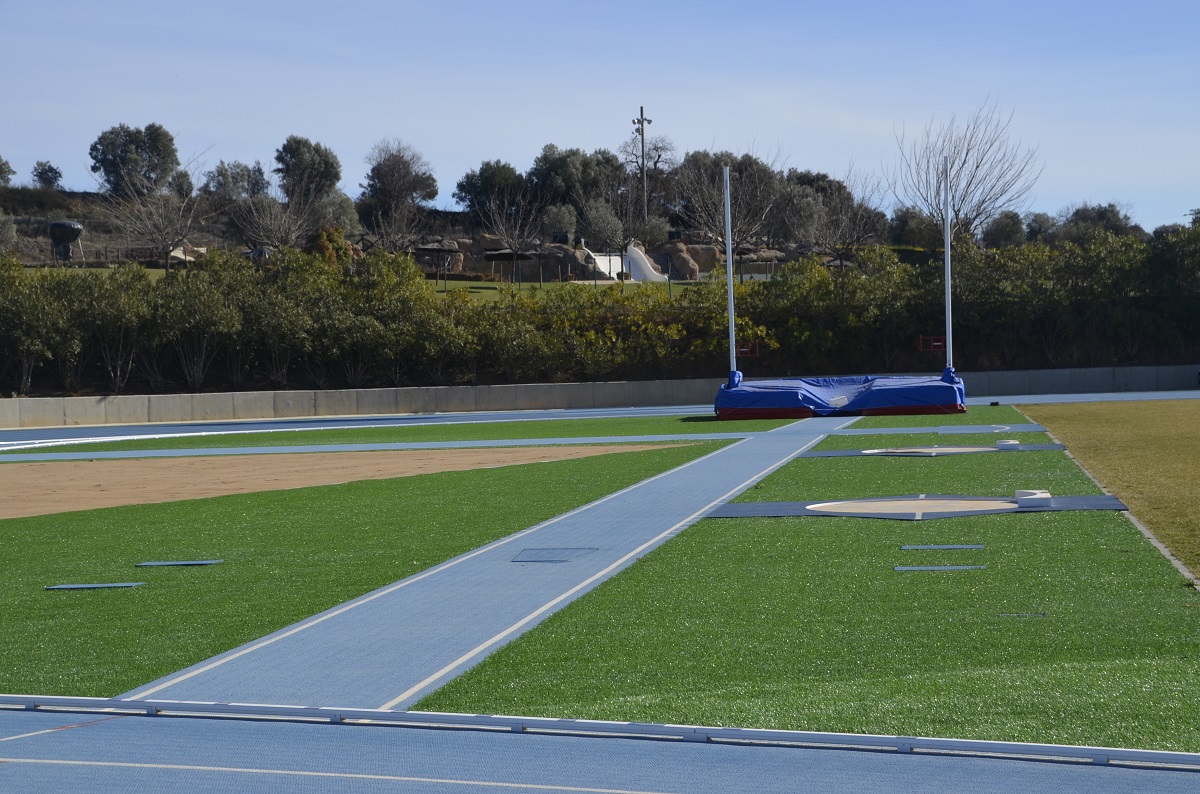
[0,444,682,520]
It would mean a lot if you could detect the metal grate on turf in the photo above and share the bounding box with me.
[136,560,223,567]
[894,565,986,572]
[901,544,985,550]
[511,548,599,563]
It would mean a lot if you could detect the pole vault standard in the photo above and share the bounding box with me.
[724,165,738,386]
[943,155,954,372]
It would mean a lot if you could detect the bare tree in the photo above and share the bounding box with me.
[228,189,323,250]
[809,166,889,260]
[480,182,544,281]
[672,150,780,259]
[358,139,438,251]
[891,102,1041,240]
[100,162,207,268]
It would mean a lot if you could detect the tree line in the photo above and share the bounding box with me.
[2,222,1197,397]
[6,103,1193,272]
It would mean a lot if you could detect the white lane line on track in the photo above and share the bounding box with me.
[0,758,674,793]
[377,432,828,710]
[0,716,125,743]
[122,437,751,701]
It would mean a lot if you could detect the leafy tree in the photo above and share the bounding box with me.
[888,206,941,249]
[627,214,671,250]
[90,265,153,393]
[766,175,822,247]
[200,160,269,204]
[526,145,624,211]
[0,156,14,186]
[0,210,16,253]
[892,102,1041,240]
[154,267,241,390]
[88,123,180,197]
[981,210,1025,249]
[579,199,623,256]
[1024,211,1057,243]
[31,161,63,190]
[1053,202,1147,245]
[0,265,58,393]
[358,139,438,250]
[453,160,522,217]
[541,203,577,243]
[273,135,341,204]
[315,192,363,238]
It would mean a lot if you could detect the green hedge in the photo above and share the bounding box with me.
[1,227,1198,396]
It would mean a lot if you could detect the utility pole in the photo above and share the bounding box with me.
[631,106,652,222]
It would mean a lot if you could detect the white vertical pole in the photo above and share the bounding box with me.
[724,166,737,381]
[943,155,954,371]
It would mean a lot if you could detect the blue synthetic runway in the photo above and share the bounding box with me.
[6,394,1200,791]
[1,710,1196,793]
[122,418,853,710]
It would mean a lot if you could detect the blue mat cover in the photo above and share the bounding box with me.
[715,368,965,419]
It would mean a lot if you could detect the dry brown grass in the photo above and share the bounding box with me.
[1020,400,1200,576]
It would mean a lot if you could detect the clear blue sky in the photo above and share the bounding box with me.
[4,0,1197,229]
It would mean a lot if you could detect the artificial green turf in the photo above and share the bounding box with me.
[0,441,722,696]
[1,415,786,456]
[736,448,1100,502]
[417,441,1200,751]
[810,432,1052,452]
[850,404,1029,428]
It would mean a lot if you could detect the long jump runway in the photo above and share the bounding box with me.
[122,416,854,710]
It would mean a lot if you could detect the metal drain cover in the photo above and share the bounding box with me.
[512,548,598,563]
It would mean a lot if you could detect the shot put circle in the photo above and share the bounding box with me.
[807,497,1018,516]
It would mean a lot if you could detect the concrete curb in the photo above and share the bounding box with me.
[1,364,1196,429]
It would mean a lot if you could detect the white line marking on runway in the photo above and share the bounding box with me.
[123,438,749,700]
[378,433,828,709]
[0,757,674,792]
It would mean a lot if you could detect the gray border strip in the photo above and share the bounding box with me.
[803,444,1063,458]
[0,695,1197,771]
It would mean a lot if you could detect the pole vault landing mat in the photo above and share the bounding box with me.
[709,493,1127,521]
[715,370,965,420]
[802,443,1065,458]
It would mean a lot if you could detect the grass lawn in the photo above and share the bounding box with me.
[418,431,1200,751]
[1021,400,1200,578]
[0,442,721,696]
[1,415,786,456]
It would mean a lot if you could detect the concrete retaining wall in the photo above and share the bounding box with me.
[0,378,728,429]
[958,364,1200,397]
[1,365,1196,429]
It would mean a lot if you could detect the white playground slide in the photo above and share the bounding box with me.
[583,245,668,282]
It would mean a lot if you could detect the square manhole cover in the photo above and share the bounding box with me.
[512,548,598,563]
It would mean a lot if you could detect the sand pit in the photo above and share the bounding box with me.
[0,444,683,520]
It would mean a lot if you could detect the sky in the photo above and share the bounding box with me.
[3,0,1197,230]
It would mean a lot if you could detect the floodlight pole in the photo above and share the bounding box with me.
[943,155,954,370]
[632,106,652,222]
[724,166,737,380]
